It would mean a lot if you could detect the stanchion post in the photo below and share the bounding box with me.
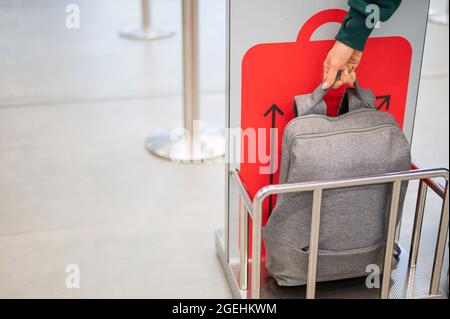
[146,0,225,163]
[145,0,225,163]
[120,0,174,41]
[182,0,200,158]
[142,0,151,31]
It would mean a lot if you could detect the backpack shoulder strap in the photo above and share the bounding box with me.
[338,80,377,115]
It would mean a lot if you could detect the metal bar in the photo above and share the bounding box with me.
[423,178,445,199]
[306,189,323,299]
[409,181,428,268]
[406,268,417,299]
[239,196,249,290]
[412,164,446,199]
[251,196,264,299]
[142,0,151,30]
[182,0,200,157]
[253,169,448,197]
[380,181,402,299]
[430,179,450,295]
[231,170,254,216]
[224,0,232,264]
[395,219,402,243]
[224,171,230,262]
[230,168,446,219]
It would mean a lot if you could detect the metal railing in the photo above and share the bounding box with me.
[233,167,449,299]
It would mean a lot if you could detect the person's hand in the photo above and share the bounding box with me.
[322,41,362,89]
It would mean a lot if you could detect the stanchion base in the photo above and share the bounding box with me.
[119,26,174,41]
[145,130,225,163]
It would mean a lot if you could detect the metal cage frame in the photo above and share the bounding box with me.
[217,166,449,299]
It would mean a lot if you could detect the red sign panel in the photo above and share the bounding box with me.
[240,9,412,257]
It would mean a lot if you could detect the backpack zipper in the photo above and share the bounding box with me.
[292,123,399,140]
[284,108,375,132]
[283,124,401,184]
[301,241,386,256]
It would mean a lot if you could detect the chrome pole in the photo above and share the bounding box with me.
[182,0,199,157]
[409,181,428,268]
[306,189,323,299]
[145,0,225,163]
[239,196,249,290]
[406,268,417,299]
[142,0,151,31]
[430,179,449,295]
[380,181,402,299]
[251,194,264,299]
[120,0,174,41]
[232,169,254,216]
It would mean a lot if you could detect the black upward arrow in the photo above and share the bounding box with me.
[264,104,284,217]
[376,95,391,111]
[264,104,284,127]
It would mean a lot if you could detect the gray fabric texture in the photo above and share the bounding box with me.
[264,83,411,287]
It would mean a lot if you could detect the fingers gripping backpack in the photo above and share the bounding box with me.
[263,82,411,287]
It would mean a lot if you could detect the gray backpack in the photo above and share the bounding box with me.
[263,82,411,287]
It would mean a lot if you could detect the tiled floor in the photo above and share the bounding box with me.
[0,0,448,298]
[0,94,230,298]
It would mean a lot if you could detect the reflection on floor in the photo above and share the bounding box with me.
[0,0,448,298]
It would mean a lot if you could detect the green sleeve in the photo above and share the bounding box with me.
[335,0,402,51]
